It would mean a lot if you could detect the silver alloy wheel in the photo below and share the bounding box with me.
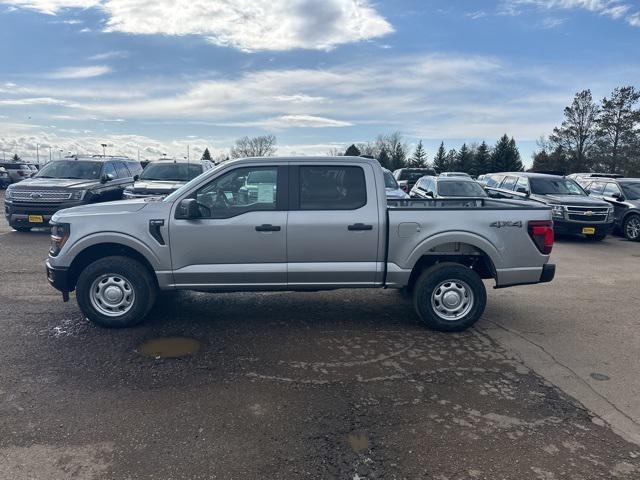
[430,279,474,322]
[626,216,640,240]
[89,274,135,317]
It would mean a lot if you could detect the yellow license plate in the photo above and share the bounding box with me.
[28,215,44,223]
[582,227,596,235]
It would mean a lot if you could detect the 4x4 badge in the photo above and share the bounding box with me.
[490,221,523,228]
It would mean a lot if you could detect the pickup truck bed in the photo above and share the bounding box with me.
[46,156,555,332]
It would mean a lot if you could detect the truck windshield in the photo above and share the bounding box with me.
[383,170,399,189]
[529,178,585,196]
[35,160,102,179]
[398,170,434,182]
[621,183,640,200]
[438,181,487,197]
[140,163,202,182]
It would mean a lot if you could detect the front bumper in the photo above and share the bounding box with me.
[5,200,83,228]
[554,219,614,236]
[46,260,72,294]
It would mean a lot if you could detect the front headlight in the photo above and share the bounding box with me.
[551,205,565,219]
[70,190,86,201]
[50,223,70,256]
[5,187,14,199]
[607,207,614,221]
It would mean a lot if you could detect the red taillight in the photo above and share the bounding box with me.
[528,220,554,255]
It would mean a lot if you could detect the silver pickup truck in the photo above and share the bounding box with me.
[46,156,555,331]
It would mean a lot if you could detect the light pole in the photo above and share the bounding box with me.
[59,149,63,159]
[101,143,107,157]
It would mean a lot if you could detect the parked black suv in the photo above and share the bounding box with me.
[582,177,640,241]
[4,156,142,231]
[484,172,614,240]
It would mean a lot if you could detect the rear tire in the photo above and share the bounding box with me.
[412,262,487,332]
[623,214,640,242]
[76,255,157,328]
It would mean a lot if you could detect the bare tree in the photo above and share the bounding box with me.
[230,135,277,158]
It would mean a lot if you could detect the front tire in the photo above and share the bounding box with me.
[412,262,487,332]
[623,214,640,242]
[76,256,157,328]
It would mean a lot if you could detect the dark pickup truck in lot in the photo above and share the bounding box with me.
[484,172,614,240]
[4,156,142,231]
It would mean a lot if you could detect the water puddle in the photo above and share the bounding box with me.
[137,337,201,359]
[348,433,370,453]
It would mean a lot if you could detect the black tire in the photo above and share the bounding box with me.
[12,225,31,232]
[76,255,157,328]
[623,214,640,242]
[412,262,487,332]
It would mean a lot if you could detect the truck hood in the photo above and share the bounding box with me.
[10,177,99,189]
[52,198,151,221]
[131,180,185,192]
[533,194,610,207]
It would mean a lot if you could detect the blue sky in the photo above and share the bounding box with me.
[0,0,639,165]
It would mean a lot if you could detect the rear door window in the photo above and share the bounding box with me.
[516,177,529,193]
[299,166,366,210]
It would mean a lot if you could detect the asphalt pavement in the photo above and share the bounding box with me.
[1,190,639,479]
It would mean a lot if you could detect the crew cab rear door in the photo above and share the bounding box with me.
[286,162,380,287]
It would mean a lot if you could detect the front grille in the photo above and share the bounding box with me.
[10,202,62,215]
[11,190,72,202]
[565,206,610,223]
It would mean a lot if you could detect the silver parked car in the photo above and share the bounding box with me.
[410,175,488,199]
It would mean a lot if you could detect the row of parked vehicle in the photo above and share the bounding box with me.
[0,162,41,187]
[3,156,214,231]
[385,166,640,242]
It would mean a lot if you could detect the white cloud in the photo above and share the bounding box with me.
[48,65,111,79]
[2,0,393,51]
[466,10,487,19]
[87,50,127,60]
[502,0,640,26]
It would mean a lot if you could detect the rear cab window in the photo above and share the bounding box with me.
[299,166,366,210]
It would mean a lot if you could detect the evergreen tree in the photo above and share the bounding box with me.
[491,135,523,172]
[201,148,212,161]
[344,144,361,157]
[455,143,474,173]
[594,86,640,174]
[377,147,392,170]
[409,140,428,167]
[433,142,448,173]
[445,149,458,172]
[471,141,491,176]
[11,153,21,162]
[390,142,406,171]
[550,90,599,173]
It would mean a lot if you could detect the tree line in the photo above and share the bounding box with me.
[337,132,523,175]
[532,86,640,176]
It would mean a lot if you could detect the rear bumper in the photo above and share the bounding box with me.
[540,263,555,283]
[495,263,556,288]
[46,260,72,293]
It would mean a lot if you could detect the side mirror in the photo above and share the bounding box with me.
[425,191,434,198]
[133,174,139,181]
[101,173,115,183]
[516,186,529,195]
[175,198,200,219]
[584,189,591,195]
[612,192,625,201]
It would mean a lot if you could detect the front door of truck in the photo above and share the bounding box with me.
[286,163,380,287]
[169,164,288,288]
